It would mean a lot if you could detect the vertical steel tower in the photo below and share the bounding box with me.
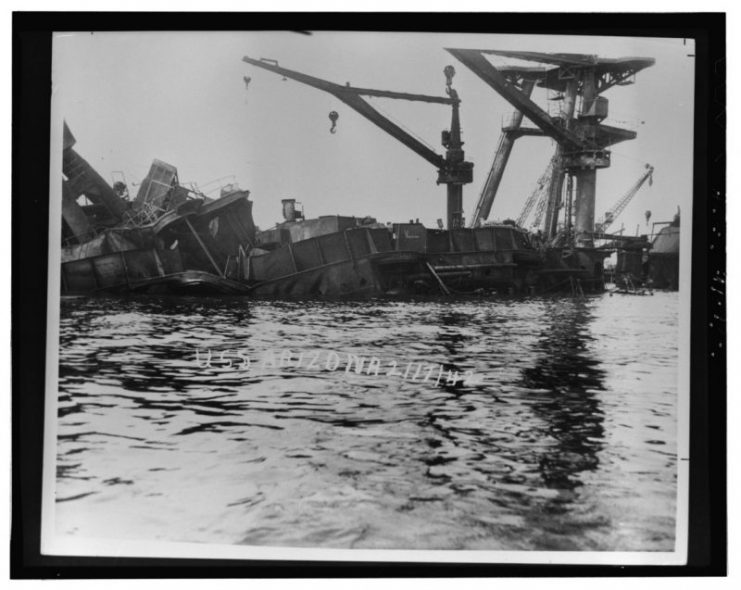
[450,49,654,247]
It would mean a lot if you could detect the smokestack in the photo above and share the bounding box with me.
[282,198,297,222]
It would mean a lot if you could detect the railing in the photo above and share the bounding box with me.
[122,201,167,228]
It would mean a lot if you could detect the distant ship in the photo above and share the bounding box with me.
[648,212,680,290]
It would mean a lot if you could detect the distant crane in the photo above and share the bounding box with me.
[594,164,654,235]
[516,154,558,228]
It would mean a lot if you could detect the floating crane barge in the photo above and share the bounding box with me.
[242,54,553,297]
[241,48,655,297]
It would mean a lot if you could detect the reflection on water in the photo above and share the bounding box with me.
[55,293,679,551]
[521,302,605,490]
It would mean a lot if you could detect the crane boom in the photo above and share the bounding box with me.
[242,56,448,169]
[594,164,654,234]
[243,55,474,228]
[470,78,536,227]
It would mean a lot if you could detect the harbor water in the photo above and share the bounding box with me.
[54,292,679,551]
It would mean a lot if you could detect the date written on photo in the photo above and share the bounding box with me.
[193,348,485,388]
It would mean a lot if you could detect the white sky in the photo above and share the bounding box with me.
[52,31,694,233]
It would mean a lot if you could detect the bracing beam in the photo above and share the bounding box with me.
[445,48,592,149]
[469,78,536,227]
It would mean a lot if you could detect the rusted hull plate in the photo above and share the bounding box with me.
[648,253,679,290]
[426,251,518,291]
[61,249,248,295]
[249,252,427,299]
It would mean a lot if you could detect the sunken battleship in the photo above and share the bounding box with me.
[60,123,255,295]
[60,47,668,299]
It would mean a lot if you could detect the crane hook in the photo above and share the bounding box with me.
[328,111,339,134]
[444,65,456,95]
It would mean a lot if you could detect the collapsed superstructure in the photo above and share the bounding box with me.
[60,123,255,295]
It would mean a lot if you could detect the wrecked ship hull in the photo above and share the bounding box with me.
[60,190,257,297]
[535,247,610,293]
[61,246,249,295]
[126,270,249,295]
[59,127,257,296]
[247,225,432,298]
[394,223,548,293]
[247,219,565,297]
[248,251,428,299]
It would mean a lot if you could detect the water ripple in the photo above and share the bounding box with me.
[55,293,678,550]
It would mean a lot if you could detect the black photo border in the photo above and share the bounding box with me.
[10,11,727,578]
